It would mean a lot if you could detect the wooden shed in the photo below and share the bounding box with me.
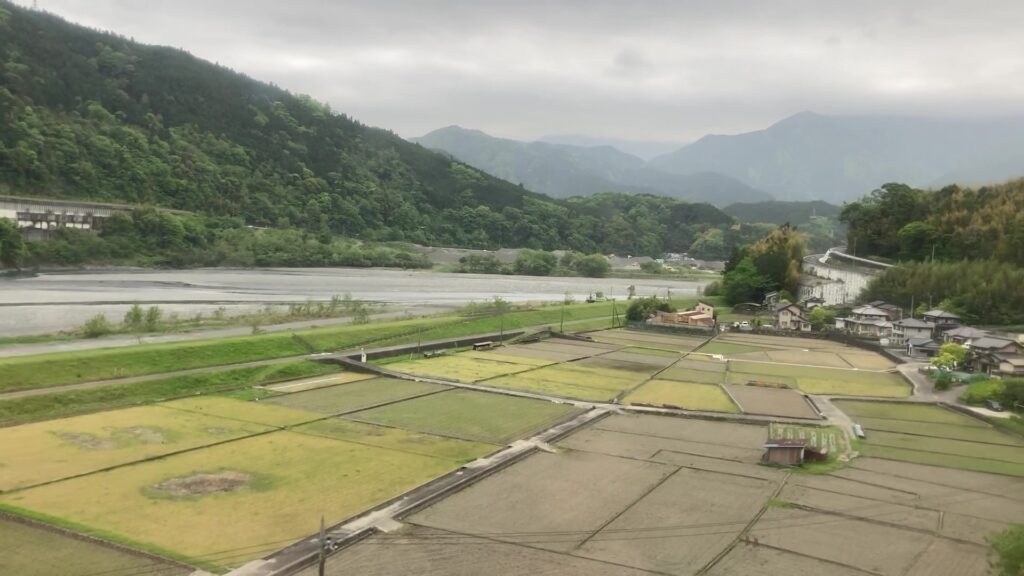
[763,439,807,466]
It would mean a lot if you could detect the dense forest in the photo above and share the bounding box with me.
[844,180,1024,324]
[0,3,772,264]
[840,180,1024,265]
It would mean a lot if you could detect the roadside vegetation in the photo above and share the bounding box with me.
[74,295,373,339]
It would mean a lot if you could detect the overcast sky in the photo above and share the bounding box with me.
[17,0,1024,143]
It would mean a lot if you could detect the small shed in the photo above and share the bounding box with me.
[763,439,807,466]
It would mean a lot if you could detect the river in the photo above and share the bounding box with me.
[0,268,710,336]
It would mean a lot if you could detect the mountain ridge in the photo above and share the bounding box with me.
[414,126,772,207]
[651,111,1024,202]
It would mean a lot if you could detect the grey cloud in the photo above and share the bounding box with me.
[17,0,1024,142]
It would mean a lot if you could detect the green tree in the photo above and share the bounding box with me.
[807,307,836,331]
[575,254,610,278]
[123,304,144,331]
[457,253,504,274]
[625,296,674,322]
[932,343,966,370]
[144,305,162,331]
[0,218,27,269]
[513,249,557,276]
[82,314,113,338]
[990,524,1024,576]
[639,261,663,274]
[722,256,771,304]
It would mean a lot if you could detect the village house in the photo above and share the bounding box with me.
[922,309,962,332]
[891,318,933,345]
[867,301,902,321]
[942,326,990,346]
[773,303,811,331]
[906,337,941,358]
[995,352,1024,377]
[966,336,1021,374]
[835,304,893,339]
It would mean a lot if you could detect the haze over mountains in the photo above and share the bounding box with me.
[419,113,1024,205]
[413,127,771,207]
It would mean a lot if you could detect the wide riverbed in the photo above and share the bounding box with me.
[0,268,710,335]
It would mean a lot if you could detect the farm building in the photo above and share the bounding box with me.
[763,438,807,466]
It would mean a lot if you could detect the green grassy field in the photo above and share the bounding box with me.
[0,516,186,576]
[160,396,320,427]
[0,405,273,491]
[729,361,910,397]
[482,363,646,401]
[834,401,988,425]
[385,355,535,382]
[835,401,1024,477]
[294,419,493,462]
[854,416,1023,444]
[345,389,581,444]
[0,360,337,428]
[266,378,449,415]
[624,380,739,413]
[1,430,469,570]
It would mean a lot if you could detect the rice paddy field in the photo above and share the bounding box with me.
[0,515,188,576]
[0,375,583,571]
[4,326,1012,575]
[313,413,1009,576]
[624,379,739,412]
[836,400,1024,476]
[345,388,581,444]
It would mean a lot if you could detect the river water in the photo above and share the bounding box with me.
[0,268,709,336]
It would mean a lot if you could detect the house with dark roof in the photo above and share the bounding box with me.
[906,337,941,358]
[922,309,962,331]
[967,337,1021,374]
[773,303,811,331]
[835,304,893,339]
[892,318,933,345]
[942,326,990,346]
[995,353,1024,377]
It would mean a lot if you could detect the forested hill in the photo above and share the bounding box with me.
[0,3,559,246]
[0,3,775,261]
[840,180,1024,265]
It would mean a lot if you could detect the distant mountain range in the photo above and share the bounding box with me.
[536,134,685,161]
[650,112,1024,202]
[413,127,772,207]
[419,113,1024,205]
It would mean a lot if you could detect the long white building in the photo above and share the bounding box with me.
[798,248,891,306]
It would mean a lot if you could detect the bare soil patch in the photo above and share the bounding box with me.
[577,468,777,574]
[726,385,819,419]
[55,432,115,450]
[409,450,674,553]
[705,542,865,576]
[151,470,252,498]
[750,507,934,575]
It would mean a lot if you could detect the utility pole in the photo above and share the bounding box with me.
[559,298,565,333]
[318,515,326,576]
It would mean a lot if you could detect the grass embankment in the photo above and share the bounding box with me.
[0,298,685,394]
[0,361,336,427]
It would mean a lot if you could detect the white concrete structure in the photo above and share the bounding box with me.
[798,248,891,306]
